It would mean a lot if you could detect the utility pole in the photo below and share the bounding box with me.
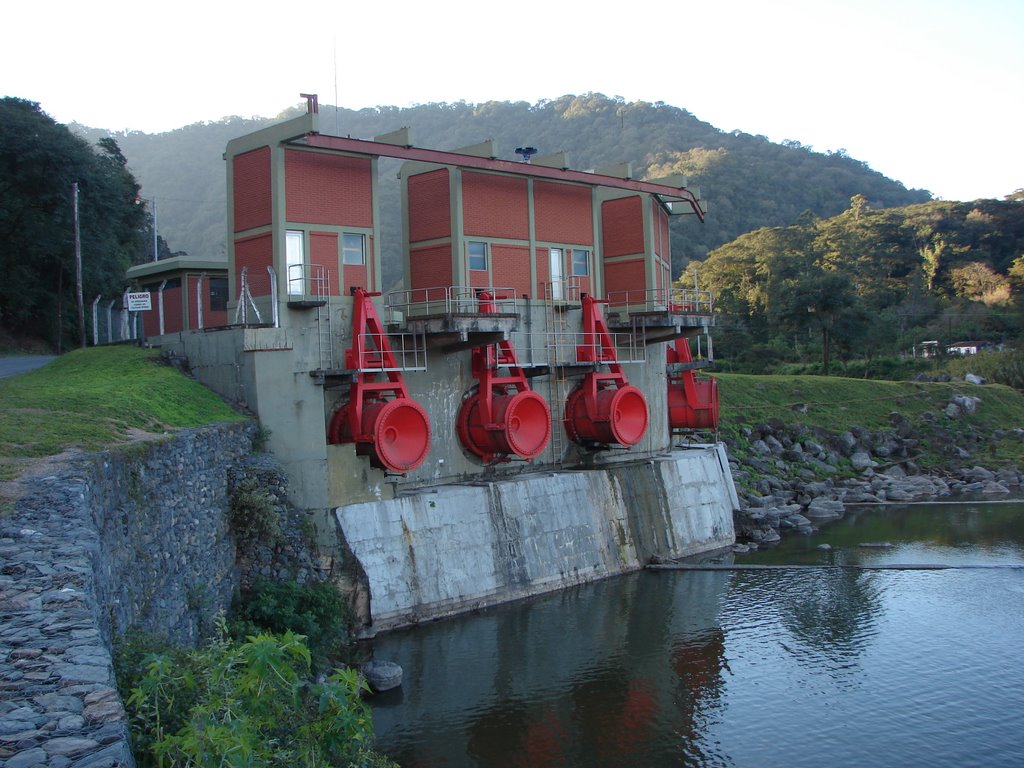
[152,196,159,261]
[73,182,86,349]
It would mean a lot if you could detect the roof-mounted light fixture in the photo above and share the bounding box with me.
[515,146,537,163]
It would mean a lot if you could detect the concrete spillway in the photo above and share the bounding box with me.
[335,445,738,632]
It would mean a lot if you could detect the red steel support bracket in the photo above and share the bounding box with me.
[667,337,719,431]
[327,288,431,473]
[565,295,649,448]
[457,292,551,463]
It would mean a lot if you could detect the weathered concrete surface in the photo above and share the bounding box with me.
[336,446,737,632]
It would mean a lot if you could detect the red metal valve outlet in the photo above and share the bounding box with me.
[564,294,649,448]
[666,337,719,431]
[457,389,551,462]
[456,291,551,463]
[327,288,431,474]
[565,383,649,446]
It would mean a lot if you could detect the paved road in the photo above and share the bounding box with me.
[0,355,56,378]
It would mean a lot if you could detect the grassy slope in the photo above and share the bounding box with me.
[715,372,1024,472]
[5,351,1023,487]
[0,345,245,483]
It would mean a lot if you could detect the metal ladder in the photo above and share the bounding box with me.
[308,266,333,371]
[316,301,334,371]
[542,281,572,466]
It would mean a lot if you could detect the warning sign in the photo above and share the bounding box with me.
[127,292,152,312]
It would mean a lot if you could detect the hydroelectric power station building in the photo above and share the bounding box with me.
[133,103,738,633]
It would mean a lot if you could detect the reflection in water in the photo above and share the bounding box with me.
[371,571,733,767]
[724,567,881,675]
[369,502,1024,767]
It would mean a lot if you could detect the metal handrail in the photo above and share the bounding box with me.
[348,332,428,372]
[539,277,583,304]
[606,287,714,314]
[385,285,520,320]
[510,330,647,366]
[287,263,330,299]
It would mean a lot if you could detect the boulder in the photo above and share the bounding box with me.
[836,431,858,456]
[361,660,403,692]
[950,394,981,415]
[805,497,845,521]
[980,481,1011,495]
[883,487,914,502]
[850,452,877,471]
[964,373,986,385]
[803,440,826,457]
[961,466,995,482]
[750,439,771,455]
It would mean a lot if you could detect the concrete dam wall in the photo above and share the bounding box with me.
[336,445,738,632]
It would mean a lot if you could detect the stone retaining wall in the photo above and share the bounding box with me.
[0,422,255,768]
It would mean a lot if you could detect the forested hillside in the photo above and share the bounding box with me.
[1,98,145,349]
[74,94,932,285]
[697,194,1024,374]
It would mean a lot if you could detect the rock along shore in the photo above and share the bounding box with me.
[728,403,1023,550]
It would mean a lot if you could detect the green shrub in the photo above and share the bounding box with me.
[124,620,395,768]
[252,423,272,453]
[943,350,1024,390]
[229,478,281,543]
[231,578,351,667]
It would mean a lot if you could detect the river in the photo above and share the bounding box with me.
[366,500,1024,767]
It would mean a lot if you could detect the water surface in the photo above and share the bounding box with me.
[368,501,1024,767]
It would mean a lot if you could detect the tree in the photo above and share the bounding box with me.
[780,270,858,375]
[949,261,1011,306]
[0,98,146,347]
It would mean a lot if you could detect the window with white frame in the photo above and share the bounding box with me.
[342,232,366,265]
[468,241,488,271]
[571,248,590,277]
[285,230,304,295]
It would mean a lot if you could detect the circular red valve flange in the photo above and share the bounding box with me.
[565,384,649,447]
[364,398,431,472]
[457,390,551,461]
[328,398,431,473]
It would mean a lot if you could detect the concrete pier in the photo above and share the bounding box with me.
[335,445,737,632]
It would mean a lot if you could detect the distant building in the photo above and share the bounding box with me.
[947,341,985,356]
[126,256,229,336]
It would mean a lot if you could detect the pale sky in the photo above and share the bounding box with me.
[4,0,1021,201]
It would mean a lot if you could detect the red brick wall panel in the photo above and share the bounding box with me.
[408,169,451,243]
[535,181,593,245]
[343,265,368,293]
[410,244,453,291]
[604,258,647,295]
[234,233,273,297]
[233,147,272,233]
[285,149,373,227]
[463,172,529,239]
[310,231,341,296]
[653,202,670,261]
[536,247,549,294]
[469,268,490,289]
[602,196,645,257]
[491,245,532,299]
